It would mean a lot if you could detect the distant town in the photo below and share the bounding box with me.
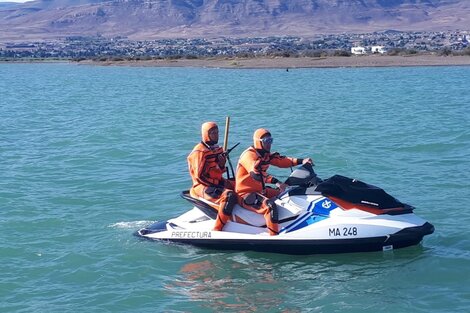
[1,30,469,61]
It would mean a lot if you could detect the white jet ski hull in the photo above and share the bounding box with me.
[137,166,434,254]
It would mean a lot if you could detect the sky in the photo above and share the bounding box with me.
[0,0,33,2]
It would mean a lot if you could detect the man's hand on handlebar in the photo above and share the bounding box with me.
[302,158,313,165]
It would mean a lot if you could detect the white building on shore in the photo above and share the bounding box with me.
[371,46,387,54]
[351,46,366,55]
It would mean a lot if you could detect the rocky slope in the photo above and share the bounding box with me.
[0,0,468,40]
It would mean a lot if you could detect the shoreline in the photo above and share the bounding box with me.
[78,55,470,69]
[2,55,470,69]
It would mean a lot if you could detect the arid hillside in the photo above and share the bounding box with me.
[0,0,469,40]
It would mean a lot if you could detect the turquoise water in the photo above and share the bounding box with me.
[1,63,469,312]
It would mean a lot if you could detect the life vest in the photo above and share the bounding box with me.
[235,146,299,196]
[188,142,226,197]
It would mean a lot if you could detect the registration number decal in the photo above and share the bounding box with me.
[328,227,358,237]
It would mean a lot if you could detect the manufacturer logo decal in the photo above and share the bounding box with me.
[322,200,332,209]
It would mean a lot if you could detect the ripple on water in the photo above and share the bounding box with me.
[1,64,469,312]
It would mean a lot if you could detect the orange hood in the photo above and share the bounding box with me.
[253,128,271,150]
[201,122,218,144]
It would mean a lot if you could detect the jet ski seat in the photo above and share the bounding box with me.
[180,190,218,219]
[181,190,299,227]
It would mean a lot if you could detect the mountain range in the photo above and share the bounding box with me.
[0,0,469,41]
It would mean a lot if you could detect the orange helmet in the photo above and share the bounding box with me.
[253,128,272,150]
[201,122,218,144]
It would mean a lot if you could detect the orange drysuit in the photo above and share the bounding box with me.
[235,128,303,235]
[187,122,237,231]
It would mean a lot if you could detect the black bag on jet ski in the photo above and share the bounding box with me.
[315,175,405,209]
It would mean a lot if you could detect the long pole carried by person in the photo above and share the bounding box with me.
[223,116,230,152]
[223,116,237,180]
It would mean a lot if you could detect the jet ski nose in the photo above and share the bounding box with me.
[135,221,168,237]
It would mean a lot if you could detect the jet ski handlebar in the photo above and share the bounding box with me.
[284,163,322,187]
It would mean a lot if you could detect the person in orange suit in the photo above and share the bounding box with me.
[236,128,312,235]
[188,122,237,231]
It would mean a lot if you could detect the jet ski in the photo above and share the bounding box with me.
[136,164,434,254]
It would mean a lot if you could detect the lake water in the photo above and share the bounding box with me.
[1,63,469,312]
